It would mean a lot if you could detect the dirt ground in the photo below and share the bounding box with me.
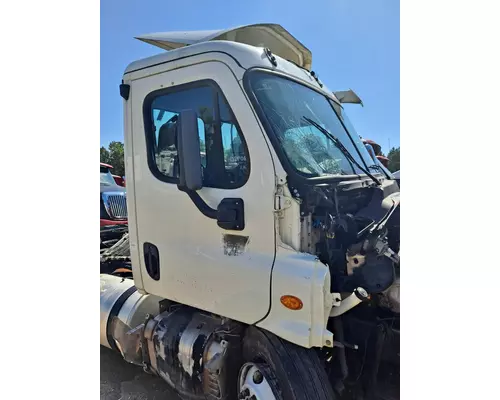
[100,346,181,400]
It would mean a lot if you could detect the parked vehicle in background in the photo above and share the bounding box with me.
[112,174,125,187]
[100,162,127,226]
[361,138,389,167]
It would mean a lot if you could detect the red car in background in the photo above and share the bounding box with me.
[100,163,127,226]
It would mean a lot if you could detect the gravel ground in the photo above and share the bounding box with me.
[101,345,398,400]
[100,346,181,400]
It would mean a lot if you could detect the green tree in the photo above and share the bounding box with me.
[387,146,400,172]
[100,141,125,176]
[100,146,110,164]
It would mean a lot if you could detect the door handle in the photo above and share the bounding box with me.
[217,198,245,231]
[143,242,160,280]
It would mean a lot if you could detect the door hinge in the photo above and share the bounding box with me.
[274,195,293,211]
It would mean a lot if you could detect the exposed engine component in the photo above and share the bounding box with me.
[289,179,400,299]
[341,242,396,294]
[286,178,400,400]
[346,253,366,275]
[311,207,398,296]
[330,287,370,317]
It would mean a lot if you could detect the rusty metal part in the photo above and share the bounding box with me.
[101,275,241,399]
[149,311,237,399]
[178,316,208,377]
[203,339,229,397]
[143,315,159,374]
[113,309,239,399]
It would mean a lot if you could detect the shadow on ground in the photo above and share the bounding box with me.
[100,346,181,400]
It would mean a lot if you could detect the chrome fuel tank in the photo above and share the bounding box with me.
[100,274,160,349]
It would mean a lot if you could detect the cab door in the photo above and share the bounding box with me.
[128,61,277,324]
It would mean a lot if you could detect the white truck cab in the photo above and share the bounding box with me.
[101,24,400,400]
[123,24,341,349]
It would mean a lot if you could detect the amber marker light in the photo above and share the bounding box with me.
[280,295,303,310]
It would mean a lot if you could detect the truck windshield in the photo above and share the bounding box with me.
[100,168,116,186]
[246,71,375,178]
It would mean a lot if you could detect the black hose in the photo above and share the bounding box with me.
[366,323,386,399]
[333,317,349,380]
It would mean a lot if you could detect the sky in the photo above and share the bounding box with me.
[101,0,399,154]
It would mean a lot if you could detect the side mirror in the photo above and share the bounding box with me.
[333,89,364,107]
[177,109,203,191]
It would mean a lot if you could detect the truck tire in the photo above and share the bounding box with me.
[239,326,336,400]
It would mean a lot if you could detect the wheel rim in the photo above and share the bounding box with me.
[238,362,278,400]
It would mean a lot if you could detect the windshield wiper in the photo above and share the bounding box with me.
[368,164,392,180]
[303,116,381,186]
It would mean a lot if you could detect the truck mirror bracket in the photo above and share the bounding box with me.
[178,187,245,231]
[178,186,218,219]
[120,83,130,100]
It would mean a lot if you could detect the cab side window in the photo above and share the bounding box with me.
[219,96,249,186]
[147,83,249,188]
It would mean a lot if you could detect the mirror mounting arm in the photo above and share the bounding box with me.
[178,186,218,219]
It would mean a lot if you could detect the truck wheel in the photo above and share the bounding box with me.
[239,326,336,400]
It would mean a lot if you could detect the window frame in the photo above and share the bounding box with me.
[142,79,251,189]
